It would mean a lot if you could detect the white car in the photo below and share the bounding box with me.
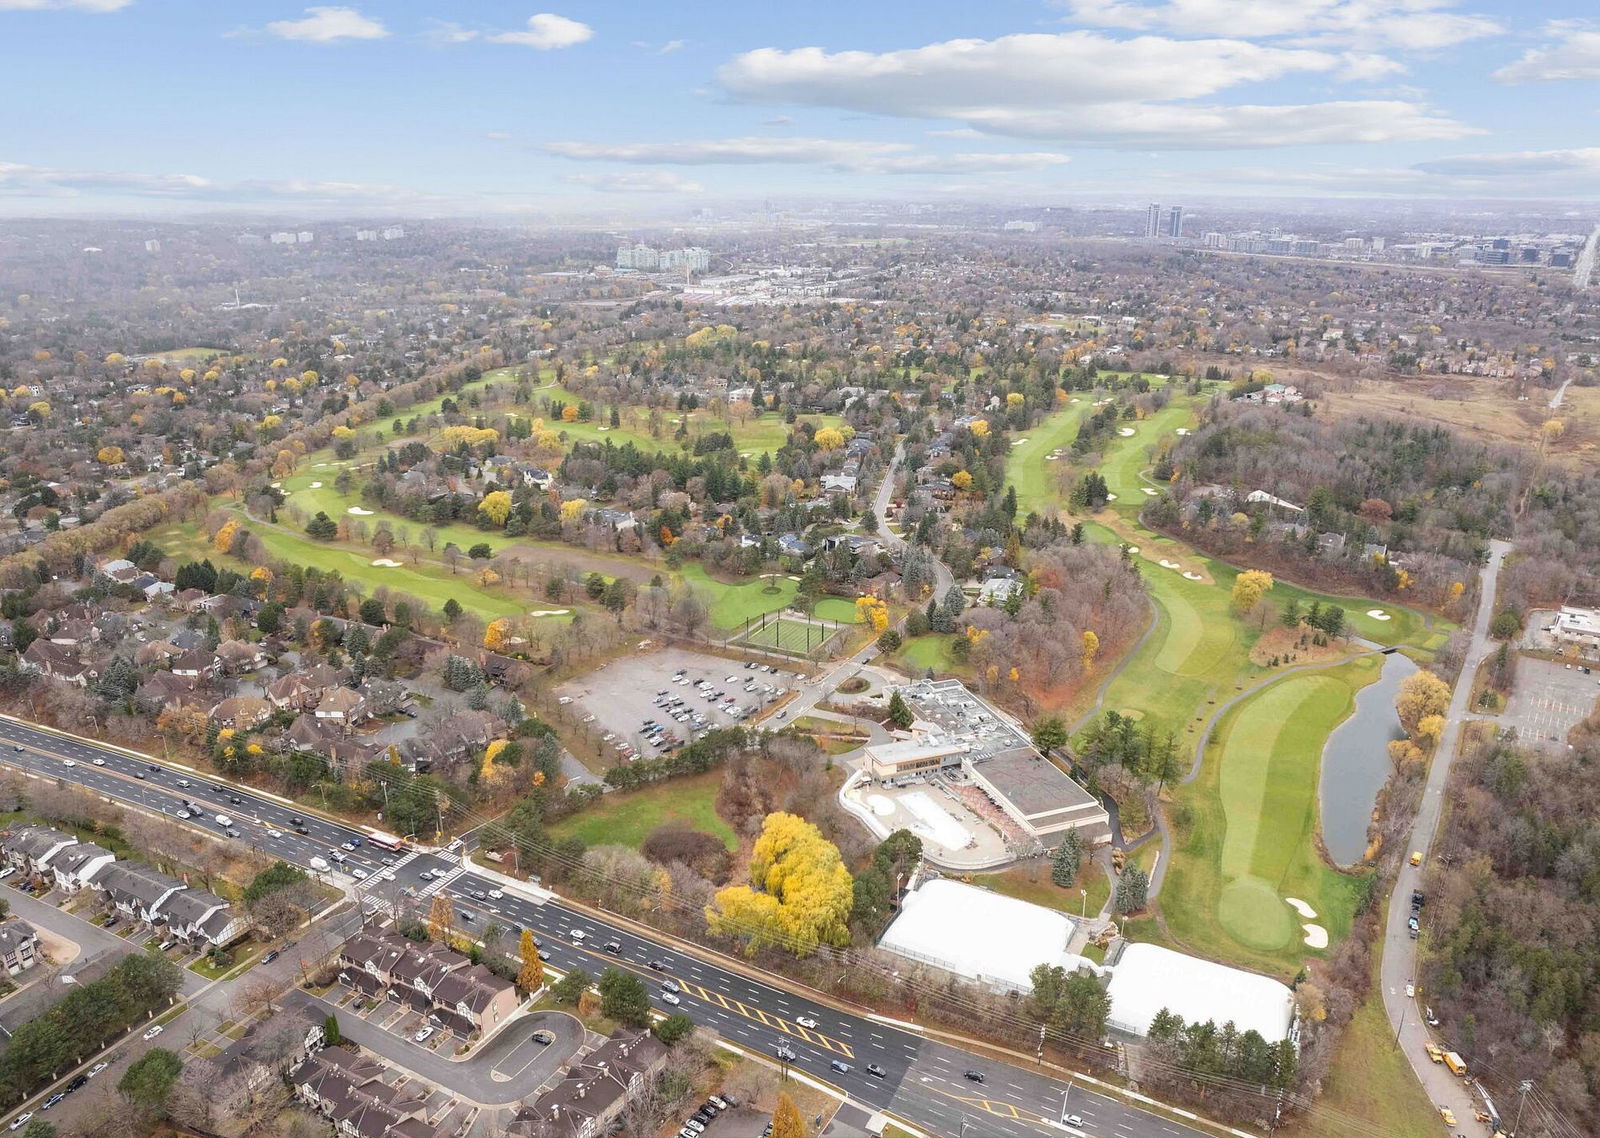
[8,1112,32,1131]
[662,992,682,1006]
[1064,1114,1084,1129]
[143,1024,164,1041]
[795,1015,818,1029]
[61,759,76,767]
[1405,982,1415,998]
[87,1062,108,1078]
[380,870,396,881]
[488,889,503,900]
[0,869,14,881]
[413,1026,435,1043]
[351,868,368,879]
[267,829,283,839]
[92,758,106,766]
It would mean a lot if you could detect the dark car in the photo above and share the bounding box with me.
[146,763,159,772]
[261,950,280,964]
[41,1093,64,1111]
[774,1046,797,1062]
[648,959,665,971]
[295,826,309,835]
[65,1075,88,1092]
[228,795,242,805]
[531,1029,555,1045]
[866,1064,888,1078]
[964,1070,985,1083]
[289,816,304,825]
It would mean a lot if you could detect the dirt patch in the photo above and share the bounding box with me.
[1248,624,1352,667]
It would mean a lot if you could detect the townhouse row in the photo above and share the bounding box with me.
[336,930,518,1040]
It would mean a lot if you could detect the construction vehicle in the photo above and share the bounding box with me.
[1443,1051,1467,1077]
[1425,1043,1445,1063]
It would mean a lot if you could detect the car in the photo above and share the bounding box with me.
[679,1129,699,1138]
[964,1070,985,1083]
[143,1024,164,1041]
[87,1062,108,1078]
[531,1029,555,1045]
[1425,1005,1439,1027]
[774,1046,797,1062]
[262,950,280,964]
[176,778,190,787]
[146,763,159,772]
[0,869,14,882]
[1064,1114,1085,1128]
[1406,982,1416,998]
[65,1075,87,1092]
[1409,850,1423,866]
[329,851,347,863]
[537,950,550,962]
[699,1101,719,1117]
[226,828,241,838]
[228,795,242,805]
[134,771,146,779]
[1439,1107,1457,1126]
[92,758,105,766]
[662,992,682,1006]
[866,1064,888,1078]
[1426,1043,1445,1063]
[648,959,665,971]
[8,1113,32,1130]
[289,816,303,825]
[102,915,118,928]
[708,1096,729,1110]
[459,910,473,922]
[380,855,395,866]
[60,759,75,767]
[267,829,283,839]
[603,940,622,955]
[295,826,309,835]
[661,979,680,993]
[795,1015,818,1029]
[830,1059,852,1073]
[414,1026,435,1043]
[341,841,358,851]
[40,1093,64,1111]
[488,889,503,899]
[380,870,396,881]
[470,890,488,901]
[1408,915,1420,931]
[351,868,368,879]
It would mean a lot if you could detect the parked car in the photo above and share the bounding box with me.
[65,1075,87,1092]
[413,1026,435,1043]
[8,1112,33,1130]
[0,869,15,881]
[87,1062,108,1078]
[531,1029,555,1045]
[40,1094,64,1111]
[262,950,280,964]
[142,1024,164,1041]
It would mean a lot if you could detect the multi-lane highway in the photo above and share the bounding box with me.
[0,714,1206,1138]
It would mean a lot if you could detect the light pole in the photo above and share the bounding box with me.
[1080,888,1088,919]
[1510,1079,1532,1137]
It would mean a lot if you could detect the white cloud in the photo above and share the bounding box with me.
[1058,0,1503,50]
[262,6,387,43]
[1493,25,1600,82]
[544,136,1069,174]
[563,170,703,193]
[1412,148,1600,176]
[422,19,479,45]
[0,0,131,10]
[717,33,1476,147]
[486,13,592,50]
[658,39,685,54]
[0,160,446,208]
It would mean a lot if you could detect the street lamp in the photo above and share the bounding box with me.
[1060,1079,1075,1124]
[1080,888,1088,919]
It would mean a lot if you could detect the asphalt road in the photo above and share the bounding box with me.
[0,714,1210,1138]
[1378,538,1511,1131]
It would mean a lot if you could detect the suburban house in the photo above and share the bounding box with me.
[290,1046,439,1138]
[159,886,248,947]
[19,639,96,686]
[0,825,78,877]
[336,931,518,1038]
[170,648,220,681]
[210,695,274,730]
[215,639,270,674]
[0,918,40,975]
[93,862,187,924]
[47,840,115,894]
[506,1029,669,1138]
[313,688,370,729]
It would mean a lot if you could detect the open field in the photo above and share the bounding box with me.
[897,633,962,676]
[969,861,1110,922]
[1004,397,1094,514]
[1324,374,1600,470]
[1161,657,1380,976]
[546,770,736,850]
[737,616,840,656]
[811,597,860,624]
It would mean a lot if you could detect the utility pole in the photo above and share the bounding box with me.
[1510,1079,1532,1137]
[1394,1001,1407,1045]
[1060,1079,1074,1123]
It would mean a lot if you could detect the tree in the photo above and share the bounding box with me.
[876,628,902,653]
[517,929,544,993]
[305,512,339,541]
[770,1091,806,1138]
[813,427,844,451]
[19,1121,55,1138]
[96,446,124,465]
[1395,669,1450,736]
[1491,609,1523,639]
[1230,569,1274,615]
[1115,866,1149,914]
[886,691,913,730]
[427,894,454,943]
[478,490,512,527]
[707,813,853,956]
[117,1048,183,1112]
[598,967,652,1027]
[359,597,385,625]
[1032,716,1068,753]
[1051,830,1083,887]
[551,968,589,1005]
[653,1012,695,1046]
[1081,629,1099,668]
[323,1013,341,1047]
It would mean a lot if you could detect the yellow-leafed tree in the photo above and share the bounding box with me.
[518,929,544,993]
[1396,670,1450,736]
[478,490,512,527]
[96,446,124,465]
[770,1092,806,1138]
[1229,569,1274,614]
[427,895,454,943]
[707,812,852,957]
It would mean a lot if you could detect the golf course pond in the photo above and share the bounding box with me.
[1319,650,1417,866]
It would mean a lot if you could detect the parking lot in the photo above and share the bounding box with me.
[1503,657,1600,750]
[556,648,804,764]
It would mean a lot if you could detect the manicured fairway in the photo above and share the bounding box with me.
[681,564,798,631]
[1004,398,1094,515]
[1161,657,1380,975]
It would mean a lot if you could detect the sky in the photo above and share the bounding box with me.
[1,0,1597,216]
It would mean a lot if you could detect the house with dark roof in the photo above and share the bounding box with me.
[19,639,96,686]
[92,861,186,924]
[210,695,273,730]
[160,886,246,947]
[0,918,40,974]
[170,648,220,680]
[0,826,77,876]
[507,1028,669,1138]
[335,931,517,1038]
[47,840,115,894]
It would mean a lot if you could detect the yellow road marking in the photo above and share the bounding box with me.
[675,980,854,1058]
[927,1085,1053,1125]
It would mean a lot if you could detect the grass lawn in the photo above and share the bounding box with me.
[515,386,841,457]
[812,597,860,624]
[898,633,962,676]
[1160,658,1380,977]
[681,564,798,631]
[970,861,1110,921]
[1005,398,1095,515]
[547,770,736,850]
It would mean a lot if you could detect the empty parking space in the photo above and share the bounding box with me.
[1504,658,1600,749]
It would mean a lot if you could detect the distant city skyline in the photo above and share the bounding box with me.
[1,0,1598,215]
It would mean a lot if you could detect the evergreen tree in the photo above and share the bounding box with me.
[1051,830,1083,887]
[886,690,913,729]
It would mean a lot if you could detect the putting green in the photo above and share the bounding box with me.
[1218,877,1294,951]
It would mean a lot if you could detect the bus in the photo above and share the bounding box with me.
[366,830,409,853]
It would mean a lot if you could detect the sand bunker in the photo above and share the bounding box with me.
[1125,545,1140,555]
[1012,438,1028,446]
[1118,427,1136,437]
[1302,924,1329,948]
[308,481,323,489]
[1176,427,1191,436]
[787,575,802,581]
[1183,571,1204,581]
[270,481,281,488]
[1105,493,1117,501]
[347,506,374,516]
[1045,454,1060,461]
[528,609,569,617]
[1366,609,1392,621]
[1159,559,1180,569]
[1285,897,1318,919]
[1142,487,1158,496]
[370,558,403,568]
